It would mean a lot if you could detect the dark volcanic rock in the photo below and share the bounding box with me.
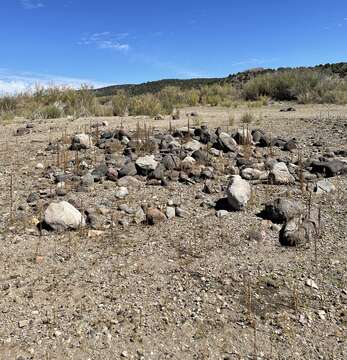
[311,160,347,177]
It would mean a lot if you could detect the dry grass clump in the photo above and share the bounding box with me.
[243,68,347,104]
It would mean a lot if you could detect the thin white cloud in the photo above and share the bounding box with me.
[21,0,45,9]
[0,69,109,95]
[230,58,278,68]
[79,32,130,52]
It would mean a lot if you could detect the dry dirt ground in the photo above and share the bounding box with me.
[0,103,346,359]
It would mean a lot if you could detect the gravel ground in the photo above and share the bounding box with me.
[0,103,346,359]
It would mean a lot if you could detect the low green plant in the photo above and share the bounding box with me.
[241,112,254,124]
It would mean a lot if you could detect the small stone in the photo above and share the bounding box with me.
[146,208,166,225]
[166,206,176,219]
[305,279,318,290]
[175,207,189,218]
[317,310,326,320]
[36,163,44,169]
[18,320,29,328]
[216,210,228,218]
[115,187,129,199]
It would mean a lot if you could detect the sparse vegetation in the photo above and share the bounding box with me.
[1,63,347,123]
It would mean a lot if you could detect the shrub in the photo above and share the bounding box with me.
[111,91,128,116]
[128,94,162,117]
[241,112,254,124]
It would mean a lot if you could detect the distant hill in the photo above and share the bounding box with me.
[94,62,347,97]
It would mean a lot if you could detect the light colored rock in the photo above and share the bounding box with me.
[166,206,176,219]
[314,179,336,194]
[136,155,158,172]
[216,210,229,218]
[269,162,295,185]
[181,156,196,168]
[44,201,84,231]
[305,279,318,290]
[72,133,92,149]
[209,148,221,157]
[115,187,129,199]
[241,167,269,180]
[226,175,251,210]
[183,139,202,152]
[36,163,44,169]
[121,136,130,145]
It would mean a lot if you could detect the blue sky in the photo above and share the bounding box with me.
[0,0,346,93]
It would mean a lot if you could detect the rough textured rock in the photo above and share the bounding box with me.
[269,162,295,185]
[216,132,238,152]
[115,187,129,199]
[183,139,202,152]
[136,155,158,175]
[279,216,316,247]
[314,179,336,194]
[44,201,84,231]
[181,156,196,168]
[146,208,166,225]
[311,160,347,177]
[261,198,303,223]
[118,162,137,178]
[226,175,251,211]
[106,167,118,181]
[91,164,108,182]
[71,133,92,150]
[241,167,269,181]
[166,206,176,219]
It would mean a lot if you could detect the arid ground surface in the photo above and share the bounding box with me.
[0,103,346,359]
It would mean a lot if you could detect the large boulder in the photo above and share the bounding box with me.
[269,162,295,185]
[44,201,84,231]
[261,198,303,223]
[71,134,92,150]
[226,175,251,211]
